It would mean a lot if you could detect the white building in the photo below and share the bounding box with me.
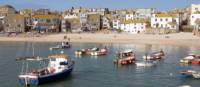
[102,16,110,29]
[112,19,120,29]
[190,4,200,26]
[63,13,79,19]
[125,14,134,20]
[190,14,200,25]
[151,13,179,30]
[120,20,147,34]
[191,4,200,14]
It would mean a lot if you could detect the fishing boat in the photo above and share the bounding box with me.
[17,54,74,86]
[90,48,107,56]
[50,42,71,50]
[75,47,107,56]
[191,59,200,65]
[114,49,136,65]
[135,60,157,67]
[180,54,196,64]
[75,49,87,56]
[143,50,165,60]
[179,70,196,78]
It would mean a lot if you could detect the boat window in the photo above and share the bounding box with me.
[60,62,68,65]
[51,58,56,61]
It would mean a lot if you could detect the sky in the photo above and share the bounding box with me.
[0,0,200,11]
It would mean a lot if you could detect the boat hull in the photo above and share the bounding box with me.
[19,68,73,85]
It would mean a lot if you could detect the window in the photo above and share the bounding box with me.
[46,19,51,23]
[17,24,21,27]
[166,18,168,21]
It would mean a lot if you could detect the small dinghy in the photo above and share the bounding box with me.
[179,70,196,78]
[135,61,157,67]
[50,42,71,50]
[143,50,165,60]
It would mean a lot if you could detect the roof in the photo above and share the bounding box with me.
[87,14,100,21]
[6,14,24,19]
[48,54,68,59]
[155,13,178,18]
[122,49,133,53]
[121,19,147,24]
[32,14,60,19]
[193,11,200,14]
[0,5,15,9]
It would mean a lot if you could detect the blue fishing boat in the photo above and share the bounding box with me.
[179,70,195,78]
[17,54,74,86]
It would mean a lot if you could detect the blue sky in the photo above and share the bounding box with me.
[0,0,200,11]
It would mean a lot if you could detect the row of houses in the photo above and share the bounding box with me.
[0,4,200,35]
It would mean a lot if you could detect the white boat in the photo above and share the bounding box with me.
[50,42,71,50]
[179,55,195,64]
[143,50,165,60]
[136,61,157,67]
[90,48,107,56]
[192,72,200,79]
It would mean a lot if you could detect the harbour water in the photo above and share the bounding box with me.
[0,42,200,87]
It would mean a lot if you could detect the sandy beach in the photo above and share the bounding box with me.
[0,32,200,47]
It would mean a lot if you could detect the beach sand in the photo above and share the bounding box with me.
[0,32,200,47]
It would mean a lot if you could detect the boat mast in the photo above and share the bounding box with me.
[32,32,35,56]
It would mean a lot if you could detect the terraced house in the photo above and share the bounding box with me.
[87,14,101,31]
[0,5,16,32]
[120,19,147,34]
[32,14,60,33]
[4,14,25,33]
[62,13,81,32]
[151,13,179,31]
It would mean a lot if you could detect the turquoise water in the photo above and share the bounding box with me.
[0,42,200,87]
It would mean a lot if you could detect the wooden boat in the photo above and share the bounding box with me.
[90,48,107,56]
[75,47,107,56]
[75,49,87,55]
[135,60,157,67]
[143,50,165,60]
[17,54,74,86]
[50,42,71,50]
[114,49,136,65]
[191,59,200,65]
[180,54,196,64]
